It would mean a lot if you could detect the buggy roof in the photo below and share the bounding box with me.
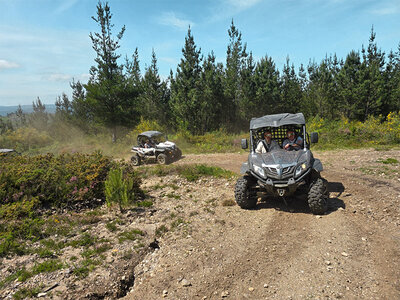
[0,149,15,153]
[250,113,305,129]
[138,131,163,138]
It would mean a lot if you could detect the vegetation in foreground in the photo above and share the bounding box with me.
[0,153,237,298]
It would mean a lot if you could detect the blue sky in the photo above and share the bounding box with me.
[1,0,400,106]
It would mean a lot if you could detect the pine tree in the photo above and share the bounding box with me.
[281,57,302,113]
[55,93,72,120]
[358,27,385,120]
[337,50,362,119]
[30,97,48,129]
[84,1,139,142]
[237,51,256,125]
[252,55,281,116]
[198,51,225,132]
[223,20,247,129]
[170,27,204,134]
[140,49,170,126]
[15,104,26,127]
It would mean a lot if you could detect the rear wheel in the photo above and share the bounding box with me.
[131,154,141,166]
[157,153,168,165]
[307,177,329,214]
[235,176,258,209]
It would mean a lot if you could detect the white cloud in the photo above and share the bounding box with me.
[76,73,90,82]
[158,12,194,30]
[207,0,262,23]
[0,59,19,70]
[45,73,72,82]
[226,0,262,10]
[54,0,79,14]
[370,5,399,15]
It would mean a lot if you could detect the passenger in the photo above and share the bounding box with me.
[256,131,280,153]
[283,130,303,151]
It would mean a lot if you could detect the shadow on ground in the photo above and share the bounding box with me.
[254,181,346,215]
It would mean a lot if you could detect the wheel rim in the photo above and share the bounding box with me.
[158,155,165,164]
[131,156,139,165]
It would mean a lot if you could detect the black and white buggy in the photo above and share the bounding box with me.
[235,113,329,214]
[130,131,182,166]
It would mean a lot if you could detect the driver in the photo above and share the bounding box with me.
[256,131,280,153]
[144,139,154,148]
[283,130,303,151]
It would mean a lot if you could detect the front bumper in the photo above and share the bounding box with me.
[250,168,311,197]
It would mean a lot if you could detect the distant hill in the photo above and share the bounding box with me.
[0,104,56,116]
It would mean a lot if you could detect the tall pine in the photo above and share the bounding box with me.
[84,1,139,142]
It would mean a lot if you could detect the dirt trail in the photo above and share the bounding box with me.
[124,149,400,299]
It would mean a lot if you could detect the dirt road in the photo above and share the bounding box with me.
[124,149,400,299]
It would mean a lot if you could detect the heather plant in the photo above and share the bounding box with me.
[0,152,115,209]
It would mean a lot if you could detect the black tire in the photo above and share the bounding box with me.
[131,154,141,166]
[307,177,329,215]
[234,176,257,209]
[157,153,168,165]
[175,148,182,159]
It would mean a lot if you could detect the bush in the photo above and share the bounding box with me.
[105,167,137,212]
[0,152,142,211]
[307,112,400,149]
[0,127,53,152]
[0,152,115,209]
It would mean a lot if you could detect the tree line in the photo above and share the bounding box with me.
[6,2,400,139]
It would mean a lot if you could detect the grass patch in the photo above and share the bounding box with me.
[69,233,96,248]
[166,193,181,200]
[155,225,169,237]
[121,249,134,260]
[106,221,118,232]
[138,164,237,182]
[81,243,112,259]
[32,259,63,274]
[377,158,399,165]
[36,247,55,258]
[72,265,90,278]
[118,229,144,243]
[170,218,185,229]
[13,287,41,300]
[136,200,153,207]
[0,268,31,288]
[178,164,235,181]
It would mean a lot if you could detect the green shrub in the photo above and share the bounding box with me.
[13,287,41,300]
[32,259,63,274]
[0,127,53,152]
[0,152,115,209]
[105,167,134,212]
[307,112,400,149]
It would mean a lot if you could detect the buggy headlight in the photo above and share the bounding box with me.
[253,165,265,178]
[295,163,307,177]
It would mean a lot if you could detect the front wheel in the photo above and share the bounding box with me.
[307,177,329,215]
[175,148,182,159]
[131,154,141,166]
[157,153,169,165]
[234,176,257,209]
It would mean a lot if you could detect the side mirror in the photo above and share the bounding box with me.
[241,139,248,149]
[310,132,319,143]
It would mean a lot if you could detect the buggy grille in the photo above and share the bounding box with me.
[264,165,295,179]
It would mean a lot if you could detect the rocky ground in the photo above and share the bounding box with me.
[1,148,400,299]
